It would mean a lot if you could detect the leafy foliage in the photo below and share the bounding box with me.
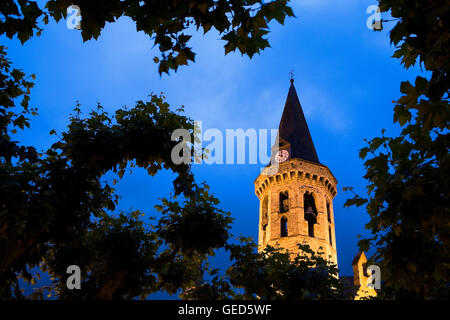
[0,50,233,298]
[181,240,352,300]
[345,0,450,299]
[1,0,294,74]
[0,44,41,298]
[0,0,47,43]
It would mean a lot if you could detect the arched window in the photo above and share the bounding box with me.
[262,224,268,244]
[280,217,288,237]
[262,196,268,225]
[308,222,314,238]
[327,201,331,223]
[329,226,333,246]
[279,191,289,213]
[304,193,318,237]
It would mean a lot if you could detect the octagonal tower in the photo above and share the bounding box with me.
[254,79,338,266]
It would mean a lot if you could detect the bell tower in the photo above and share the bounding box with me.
[254,79,338,266]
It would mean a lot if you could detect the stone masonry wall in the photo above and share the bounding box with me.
[255,159,338,267]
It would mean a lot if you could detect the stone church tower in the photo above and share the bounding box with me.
[254,79,338,266]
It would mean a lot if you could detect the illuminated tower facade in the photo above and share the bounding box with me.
[254,79,338,266]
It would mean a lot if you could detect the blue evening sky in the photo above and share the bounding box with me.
[4,0,424,298]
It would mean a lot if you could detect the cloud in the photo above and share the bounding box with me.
[297,82,351,133]
[232,83,351,134]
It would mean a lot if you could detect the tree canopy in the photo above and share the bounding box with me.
[345,0,449,299]
[0,51,233,297]
[1,0,294,74]
[181,241,350,300]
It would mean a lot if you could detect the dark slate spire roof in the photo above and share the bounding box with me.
[277,79,320,164]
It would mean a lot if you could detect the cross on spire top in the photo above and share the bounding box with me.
[289,70,295,85]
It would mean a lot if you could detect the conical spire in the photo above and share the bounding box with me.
[277,80,320,164]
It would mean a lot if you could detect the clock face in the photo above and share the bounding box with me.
[275,150,289,163]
